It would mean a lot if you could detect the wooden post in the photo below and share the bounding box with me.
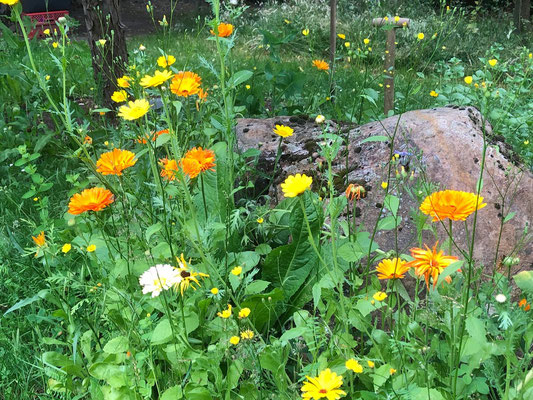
[372,17,410,115]
[329,0,337,98]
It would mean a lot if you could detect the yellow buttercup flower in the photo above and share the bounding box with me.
[429,90,439,97]
[229,336,240,345]
[337,33,346,39]
[238,308,251,319]
[281,173,312,198]
[488,58,498,67]
[464,76,473,84]
[111,90,128,103]
[302,29,309,36]
[52,42,59,48]
[157,55,176,68]
[140,69,173,88]
[301,369,346,400]
[394,16,400,22]
[345,359,363,373]
[240,329,254,340]
[390,368,397,375]
[344,42,350,48]
[62,243,72,254]
[231,266,242,276]
[98,39,106,46]
[257,217,264,224]
[1,0,19,5]
[417,33,425,40]
[210,287,219,295]
[373,291,387,301]
[363,38,370,45]
[43,28,50,35]
[87,244,96,252]
[118,99,151,120]
[117,75,132,88]
[217,304,232,319]
[367,360,375,368]
[381,181,388,189]
[273,124,294,138]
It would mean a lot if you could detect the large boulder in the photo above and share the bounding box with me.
[236,106,532,277]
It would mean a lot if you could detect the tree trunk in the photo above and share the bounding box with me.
[514,0,531,32]
[81,0,128,107]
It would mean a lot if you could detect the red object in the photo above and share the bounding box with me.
[21,11,69,39]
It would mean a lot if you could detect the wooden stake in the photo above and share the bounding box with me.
[372,18,410,115]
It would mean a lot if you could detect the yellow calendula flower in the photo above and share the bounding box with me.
[344,42,350,48]
[231,266,242,276]
[381,181,388,189]
[43,28,50,35]
[140,69,173,88]
[373,291,387,301]
[273,124,294,138]
[240,329,254,340]
[337,33,346,40]
[45,75,50,81]
[157,54,176,68]
[367,360,375,368]
[390,368,397,375]
[229,336,240,345]
[363,38,370,45]
[117,75,132,88]
[87,244,96,252]
[301,369,346,400]
[464,76,473,84]
[346,359,363,373]
[217,304,232,319]
[417,33,425,40]
[238,308,251,319]
[111,90,128,103]
[118,99,151,120]
[52,42,59,48]
[281,173,312,198]
[62,243,72,254]
[488,58,498,67]
[429,90,439,97]
[302,29,309,36]
[210,287,219,295]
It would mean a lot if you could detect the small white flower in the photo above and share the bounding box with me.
[139,264,181,297]
[315,114,325,124]
[495,294,507,303]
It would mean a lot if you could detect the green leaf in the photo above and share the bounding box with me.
[503,211,516,223]
[228,70,253,87]
[279,327,307,343]
[514,270,533,293]
[3,289,48,316]
[245,280,270,295]
[465,315,486,342]
[103,336,129,354]
[262,192,321,299]
[145,223,162,242]
[151,319,173,345]
[435,260,464,288]
[384,194,400,217]
[338,232,378,262]
[360,135,389,144]
[161,385,183,400]
[377,215,400,230]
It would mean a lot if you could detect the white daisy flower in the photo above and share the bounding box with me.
[139,264,181,297]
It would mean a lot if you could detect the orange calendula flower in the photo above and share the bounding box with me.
[312,59,330,71]
[518,298,530,311]
[137,129,169,144]
[159,158,179,181]
[420,190,487,221]
[301,368,346,400]
[84,135,93,145]
[32,231,46,247]
[170,71,202,97]
[405,243,459,289]
[180,147,216,179]
[96,148,137,176]
[345,183,366,201]
[376,258,410,280]
[68,187,115,215]
[210,22,234,37]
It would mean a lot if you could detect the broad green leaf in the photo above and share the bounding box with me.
[279,327,307,343]
[435,260,464,288]
[338,232,378,262]
[151,319,173,345]
[104,336,129,354]
[360,135,389,144]
[514,270,533,293]
[145,223,162,242]
[161,385,183,400]
[228,70,253,87]
[377,215,400,230]
[3,289,48,316]
[245,280,270,295]
[384,194,400,217]
[465,315,486,342]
